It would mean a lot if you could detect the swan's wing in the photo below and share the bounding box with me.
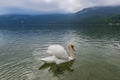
[47,45,69,60]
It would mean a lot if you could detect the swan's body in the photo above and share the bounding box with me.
[40,44,75,64]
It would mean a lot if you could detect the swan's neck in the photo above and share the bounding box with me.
[67,45,75,59]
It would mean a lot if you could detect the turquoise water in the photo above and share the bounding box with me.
[0,25,120,80]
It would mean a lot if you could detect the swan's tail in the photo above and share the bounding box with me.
[40,56,73,64]
[40,56,56,63]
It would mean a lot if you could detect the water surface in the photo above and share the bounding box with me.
[0,25,120,80]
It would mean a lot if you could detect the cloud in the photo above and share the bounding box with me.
[0,0,120,14]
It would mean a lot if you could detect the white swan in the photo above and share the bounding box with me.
[40,43,75,64]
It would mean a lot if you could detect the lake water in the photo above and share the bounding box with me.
[0,24,120,80]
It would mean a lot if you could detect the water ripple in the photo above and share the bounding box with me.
[0,27,120,80]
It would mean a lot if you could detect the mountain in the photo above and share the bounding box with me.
[74,6,120,24]
[0,14,74,24]
[0,6,120,27]
[76,6,120,16]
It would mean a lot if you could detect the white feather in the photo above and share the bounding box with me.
[47,45,69,60]
[40,44,74,64]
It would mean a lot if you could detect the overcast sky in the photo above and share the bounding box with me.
[0,0,120,14]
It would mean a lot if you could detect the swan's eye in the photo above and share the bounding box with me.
[71,45,74,48]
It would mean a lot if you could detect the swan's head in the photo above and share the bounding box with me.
[71,44,75,51]
[68,43,75,51]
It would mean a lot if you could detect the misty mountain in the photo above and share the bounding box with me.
[76,6,120,16]
[0,14,74,25]
[74,6,120,24]
[0,6,120,26]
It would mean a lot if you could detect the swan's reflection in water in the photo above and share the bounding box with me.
[39,60,75,76]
